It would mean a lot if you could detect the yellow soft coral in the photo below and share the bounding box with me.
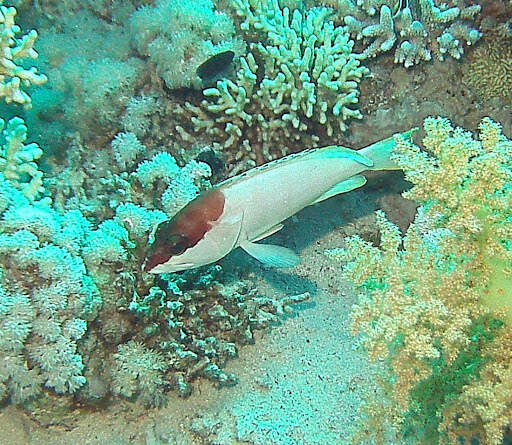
[396,117,512,322]
[327,117,512,444]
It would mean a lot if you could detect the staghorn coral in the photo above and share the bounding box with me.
[326,0,482,67]
[326,117,512,444]
[0,1,47,107]
[175,0,369,174]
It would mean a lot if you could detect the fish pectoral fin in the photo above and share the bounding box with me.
[250,223,284,242]
[311,174,367,205]
[210,211,244,253]
[240,241,300,268]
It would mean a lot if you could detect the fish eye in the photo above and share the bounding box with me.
[169,235,188,255]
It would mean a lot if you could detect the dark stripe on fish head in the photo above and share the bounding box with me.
[144,189,225,272]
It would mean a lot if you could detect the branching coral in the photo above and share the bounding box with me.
[175,0,369,173]
[0,116,47,203]
[327,0,482,67]
[326,117,512,444]
[0,1,47,107]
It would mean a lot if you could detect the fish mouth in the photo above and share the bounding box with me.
[148,262,196,274]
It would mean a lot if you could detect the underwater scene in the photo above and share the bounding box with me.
[0,0,511,444]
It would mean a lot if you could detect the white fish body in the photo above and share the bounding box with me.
[144,131,413,273]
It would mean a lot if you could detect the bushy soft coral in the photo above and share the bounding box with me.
[326,117,512,444]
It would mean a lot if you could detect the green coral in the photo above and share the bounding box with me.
[176,0,369,172]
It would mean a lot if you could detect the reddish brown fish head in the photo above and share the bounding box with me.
[143,189,225,273]
[143,229,189,273]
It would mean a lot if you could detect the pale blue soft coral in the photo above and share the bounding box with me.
[111,131,146,170]
[0,226,100,398]
[134,152,212,216]
[112,340,169,407]
[0,117,103,401]
[82,219,134,268]
[0,287,34,354]
[0,284,42,403]
[115,203,167,240]
[1,226,101,395]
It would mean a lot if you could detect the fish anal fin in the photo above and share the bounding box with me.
[311,175,367,205]
[240,241,300,268]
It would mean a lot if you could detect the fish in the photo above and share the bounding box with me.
[143,130,415,274]
[196,50,235,81]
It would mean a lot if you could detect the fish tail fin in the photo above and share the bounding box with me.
[360,128,418,171]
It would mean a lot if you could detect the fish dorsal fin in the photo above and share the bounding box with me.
[217,145,373,188]
[308,145,374,167]
[311,175,367,205]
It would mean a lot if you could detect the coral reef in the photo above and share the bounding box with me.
[462,26,512,101]
[326,117,512,443]
[1,0,510,440]
[175,0,369,173]
[129,0,245,90]
[326,0,482,67]
[0,110,309,409]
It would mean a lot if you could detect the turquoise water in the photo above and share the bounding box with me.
[0,1,511,444]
